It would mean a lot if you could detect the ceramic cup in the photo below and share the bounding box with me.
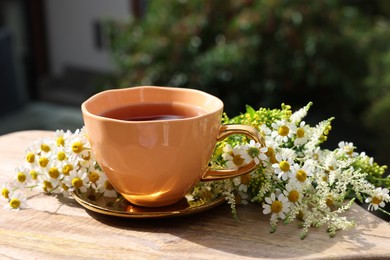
[81,86,265,207]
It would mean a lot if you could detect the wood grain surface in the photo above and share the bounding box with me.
[0,131,389,259]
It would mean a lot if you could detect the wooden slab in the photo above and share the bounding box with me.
[0,131,389,259]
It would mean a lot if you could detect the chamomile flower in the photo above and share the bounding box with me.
[79,150,94,168]
[283,182,303,206]
[294,121,311,146]
[58,180,71,197]
[263,193,291,220]
[37,154,50,168]
[260,124,272,137]
[233,172,252,193]
[35,138,54,155]
[245,140,268,165]
[45,164,63,181]
[62,170,89,193]
[338,141,358,157]
[51,145,70,168]
[38,175,60,193]
[24,149,37,166]
[271,120,296,143]
[222,144,252,170]
[96,175,117,198]
[28,168,40,184]
[365,187,390,211]
[14,166,31,188]
[55,129,72,147]
[272,153,295,181]
[1,182,13,199]
[66,130,90,162]
[61,163,76,177]
[102,182,118,198]
[289,161,314,184]
[86,166,105,190]
[264,142,278,164]
[4,192,27,211]
[236,191,249,205]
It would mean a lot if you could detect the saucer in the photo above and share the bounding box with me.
[72,189,225,218]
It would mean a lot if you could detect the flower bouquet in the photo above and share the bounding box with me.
[1,102,389,239]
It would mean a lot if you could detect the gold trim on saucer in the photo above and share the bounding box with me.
[72,189,225,218]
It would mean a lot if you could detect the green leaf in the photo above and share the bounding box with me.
[245,105,256,117]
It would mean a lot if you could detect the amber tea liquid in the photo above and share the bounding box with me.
[99,102,205,121]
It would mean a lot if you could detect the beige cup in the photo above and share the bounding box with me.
[81,86,265,207]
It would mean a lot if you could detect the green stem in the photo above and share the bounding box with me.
[369,177,389,181]
[25,185,39,190]
[378,207,390,217]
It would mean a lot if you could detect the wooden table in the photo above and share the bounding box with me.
[0,131,389,259]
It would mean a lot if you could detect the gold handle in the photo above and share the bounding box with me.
[201,125,266,181]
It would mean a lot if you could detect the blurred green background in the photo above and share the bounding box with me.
[102,0,390,166]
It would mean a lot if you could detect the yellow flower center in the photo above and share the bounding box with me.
[278,125,289,136]
[296,170,307,182]
[271,200,283,213]
[61,183,69,191]
[62,164,73,176]
[57,151,66,161]
[48,167,60,179]
[2,188,9,199]
[57,136,65,146]
[344,146,354,155]
[72,141,84,153]
[82,152,91,161]
[372,196,382,205]
[240,174,251,185]
[41,144,51,153]
[88,172,100,183]
[247,147,260,158]
[288,190,300,203]
[265,147,277,164]
[232,154,244,166]
[279,161,290,172]
[39,157,49,167]
[26,152,35,163]
[30,170,38,180]
[326,196,334,207]
[104,180,114,190]
[296,128,305,138]
[17,172,27,183]
[72,177,83,188]
[43,180,53,192]
[9,198,21,209]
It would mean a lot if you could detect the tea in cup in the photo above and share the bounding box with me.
[81,86,265,207]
